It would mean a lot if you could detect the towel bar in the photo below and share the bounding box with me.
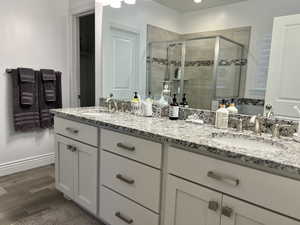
[5,69,13,74]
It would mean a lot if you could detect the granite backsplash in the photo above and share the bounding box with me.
[99,98,298,137]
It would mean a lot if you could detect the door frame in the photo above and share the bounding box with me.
[69,4,95,107]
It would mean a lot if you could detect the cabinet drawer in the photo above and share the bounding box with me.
[101,151,161,212]
[100,187,159,225]
[168,146,300,220]
[101,129,162,168]
[54,117,98,146]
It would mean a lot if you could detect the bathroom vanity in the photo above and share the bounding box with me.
[52,108,300,225]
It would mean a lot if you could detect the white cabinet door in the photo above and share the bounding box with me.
[221,196,300,225]
[164,175,222,225]
[55,135,75,199]
[74,142,98,215]
[265,14,300,119]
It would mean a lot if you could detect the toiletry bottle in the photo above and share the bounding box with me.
[131,92,141,115]
[215,99,229,129]
[227,99,238,114]
[180,93,189,108]
[169,94,179,120]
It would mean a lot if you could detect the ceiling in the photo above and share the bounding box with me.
[152,0,248,13]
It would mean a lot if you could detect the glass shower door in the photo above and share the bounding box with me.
[183,38,216,109]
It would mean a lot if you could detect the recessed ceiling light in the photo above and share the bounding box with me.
[194,0,203,3]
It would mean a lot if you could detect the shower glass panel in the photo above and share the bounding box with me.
[216,38,243,99]
[147,36,244,110]
[183,38,216,109]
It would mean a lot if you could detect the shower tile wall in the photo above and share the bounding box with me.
[182,27,251,97]
[147,25,251,108]
[147,25,180,97]
[183,39,215,109]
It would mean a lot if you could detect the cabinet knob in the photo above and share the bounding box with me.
[221,206,233,218]
[208,201,219,212]
[115,212,133,224]
[67,145,77,152]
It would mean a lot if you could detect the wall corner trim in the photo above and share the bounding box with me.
[0,153,55,177]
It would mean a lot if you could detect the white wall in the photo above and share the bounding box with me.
[180,0,300,99]
[101,0,181,98]
[0,0,69,174]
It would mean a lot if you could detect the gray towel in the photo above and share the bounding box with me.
[18,68,35,106]
[38,70,62,128]
[41,69,56,102]
[12,69,40,131]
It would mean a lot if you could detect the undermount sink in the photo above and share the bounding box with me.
[211,132,290,152]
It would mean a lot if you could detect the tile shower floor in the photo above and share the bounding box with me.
[0,165,104,225]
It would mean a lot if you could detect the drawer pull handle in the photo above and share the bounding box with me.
[116,174,135,185]
[221,206,233,218]
[115,212,133,224]
[67,145,77,152]
[208,201,219,212]
[207,171,239,186]
[66,127,79,134]
[117,143,135,152]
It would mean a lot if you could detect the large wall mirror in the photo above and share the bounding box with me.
[101,0,300,119]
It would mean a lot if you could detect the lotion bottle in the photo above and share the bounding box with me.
[227,99,238,114]
[215,100,229,129]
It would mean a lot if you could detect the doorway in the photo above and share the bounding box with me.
[79,13,95,107]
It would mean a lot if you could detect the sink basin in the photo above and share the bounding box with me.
[211,132,289,152]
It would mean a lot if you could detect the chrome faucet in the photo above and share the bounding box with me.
[250,115,262,135]
[106,94,118,112]
[231,118,243,132]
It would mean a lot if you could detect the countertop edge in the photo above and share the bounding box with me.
[52,111,300,181]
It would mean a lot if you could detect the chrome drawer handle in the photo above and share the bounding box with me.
[207,171,239,187]
[117,143,135,152]
[116,174,135,185]
[67,145,77,152]
[208,200,219,212]
[115,212,133,224]
[222,206,233,218]
[66,127,79,134]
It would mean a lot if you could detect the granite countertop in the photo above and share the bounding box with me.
[52,107,300,180]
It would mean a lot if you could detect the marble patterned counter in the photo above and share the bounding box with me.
[52,107,300,180]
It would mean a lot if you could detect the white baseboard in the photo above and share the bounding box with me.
[0,153,55,177]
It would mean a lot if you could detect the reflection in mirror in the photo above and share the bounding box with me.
[101,0,300,118]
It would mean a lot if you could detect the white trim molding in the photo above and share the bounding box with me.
[0,153,55,177]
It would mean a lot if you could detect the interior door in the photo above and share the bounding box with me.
[265,14,300,119]
[104,26,139,100]
[55,136,75,199]
[164,175,222,225]
[221,196,299,225]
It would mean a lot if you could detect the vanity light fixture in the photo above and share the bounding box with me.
[96,0,136,8]
[194,0,203,3]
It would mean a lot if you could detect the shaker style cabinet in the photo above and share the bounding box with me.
[164,175,222,225]
[55,135,98,215]
[165,175,299,225]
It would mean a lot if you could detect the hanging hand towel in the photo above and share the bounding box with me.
[12,68,40,131]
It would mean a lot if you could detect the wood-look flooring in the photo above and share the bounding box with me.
[0,165,104,225]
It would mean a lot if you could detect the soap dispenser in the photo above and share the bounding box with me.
[215,99,229,129]
[169,94,179,120]
[227,99,238,114]
[180,93,189,108]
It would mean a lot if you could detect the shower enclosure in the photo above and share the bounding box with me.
[147,36,244,110]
